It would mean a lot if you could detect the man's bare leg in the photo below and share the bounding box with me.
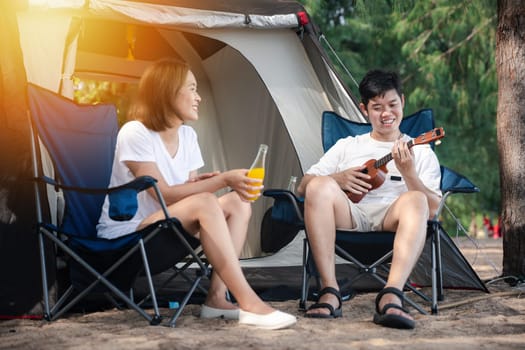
[379,190,429,320]
[303,176,354,316]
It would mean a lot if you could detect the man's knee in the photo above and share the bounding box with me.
[400,191,429,216]
[305,176,339,201]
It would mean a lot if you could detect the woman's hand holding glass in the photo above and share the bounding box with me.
[224,169,264,202]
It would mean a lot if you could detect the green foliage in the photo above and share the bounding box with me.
[73,77,136,126]
[299,0,499,224]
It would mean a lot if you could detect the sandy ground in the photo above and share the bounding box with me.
[1,238,524,350]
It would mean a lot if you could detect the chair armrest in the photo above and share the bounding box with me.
[35,175,158,194]
[263,189,305,224]
[107,176,159,222]
[108,176,157,193]
[36,175,160,222]
[440,165,480,194]
[433,166,480,222]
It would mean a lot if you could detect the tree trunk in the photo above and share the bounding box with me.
[496,0,525,279]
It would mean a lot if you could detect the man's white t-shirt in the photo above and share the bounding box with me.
[306,133,441,206]
[97,121,204,239]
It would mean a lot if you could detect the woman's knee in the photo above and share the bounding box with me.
[191,192,223,213]
[221,191,252,218]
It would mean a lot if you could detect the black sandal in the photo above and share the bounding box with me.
[373,287,415,329]
[305,287,343,319]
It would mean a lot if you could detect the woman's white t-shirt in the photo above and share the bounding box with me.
[306,133,441,206]
[97,121,204,239]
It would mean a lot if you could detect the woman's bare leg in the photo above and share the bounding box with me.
[141,192,272,314]
[204,192,251,309]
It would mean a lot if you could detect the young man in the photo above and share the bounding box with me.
[296,69,442,329]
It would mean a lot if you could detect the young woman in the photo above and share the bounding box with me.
[97,58,296,330]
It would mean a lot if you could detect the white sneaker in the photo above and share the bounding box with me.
[200,305,240,320]
[238,310,297,330]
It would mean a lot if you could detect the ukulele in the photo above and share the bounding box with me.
[345,127,445,203]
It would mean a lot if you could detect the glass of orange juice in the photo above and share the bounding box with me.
[246,144,268,200]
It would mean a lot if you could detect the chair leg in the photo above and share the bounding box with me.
[137,259,208,308]
[435,226,444,301]
[300,238,309,310]
[138,240,162,324]
[38,229,52,321]
[430,221,443,315]
[167,271,204,327]
[41,227,163,324]
[49,286,74,320]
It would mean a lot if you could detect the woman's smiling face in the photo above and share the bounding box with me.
[173,70,201,123]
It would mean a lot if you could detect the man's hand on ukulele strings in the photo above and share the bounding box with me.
[336,165,372,195]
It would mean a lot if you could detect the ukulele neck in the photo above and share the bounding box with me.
[374,139,414,169]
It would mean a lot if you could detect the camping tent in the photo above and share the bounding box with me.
[16,0,364,257]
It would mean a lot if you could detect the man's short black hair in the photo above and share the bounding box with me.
[359,70,403,107]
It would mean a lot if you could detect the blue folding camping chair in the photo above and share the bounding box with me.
[28,83,209,326]
[264,109,483,315]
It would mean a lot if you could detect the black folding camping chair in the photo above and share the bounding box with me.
[264,109,486,315]
[28,83,209,326]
